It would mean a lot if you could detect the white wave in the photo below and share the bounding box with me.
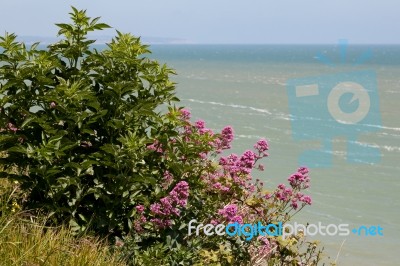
[362,123,400,132]
[351,141,400,152]
[385,90,400,94]
[184,98,273,115]
[377,132,400,137]
[236,134,265,139]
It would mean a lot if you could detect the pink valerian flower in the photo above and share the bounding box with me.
[275,184,293,201]
[291,199,299,210]
[180,109,191,121]
[295,192,304,200]
[149,181,189,228]
[212,138,223,153]
[6,123,18,133]
[230,215,244,224]
[212,182,230,192]
[169,181,189,207]
[160,197,177,215]
[264,193,272,200]
[231,174,246,186]
[288,166,310,189]
[210,219,219,226]
[201,127,213,135]
[275,191,286,201]
[284,187,293,196]
[135,205,145,214]
[150,218,173,229]
[297,166,309,175]
[162,170,174,189]
[219,153,237,167]
[133,215,147,232]
[195,120,205,129]
[219,154,240,174]
[217,151,257,187]
[254,139,269,157]
[220,126,234,149]
[218,204,238,220]
[220,152,254,175]
[300,195,312,205]
[133,220,143,232]
[290,192,312,209]
[199,152,208,159]
[288,172,304,187]
[257,236,271,257]
[240,150,256,174]
[194,120,214,135]
[245,183,256,193]
[50,101,57,108]
[147,140,163,153]
[212,182,222,190]
[183,125,193,135]
[150,203,163,215]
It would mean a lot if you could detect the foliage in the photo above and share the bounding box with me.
[0,179,127,266]
[0,7,326,265]
[0,7,177,236]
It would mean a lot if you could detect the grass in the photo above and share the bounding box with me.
[0,179,127,266]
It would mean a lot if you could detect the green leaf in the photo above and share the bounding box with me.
[69,219,82,232]
[93,23,111,30]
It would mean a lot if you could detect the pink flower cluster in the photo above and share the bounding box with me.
[149,181,190,229]
[201,139,269,194]
[274,167,312,210]
[257,236,271,256]
[220,126,234,149]
[179,109,235,155]
[240,150,256,174]
[179,109,191,121]
[254,139,269,157]
[169,181,190,207]
[135,205,145,213]
[209,126,234,153]
[132,205,147,232]
[147,140,164,153]
[6,122,18,133]
[195,120,213,135]
[218,203,243,224]
[275,184,293,201]
[288,166,310,189]
[211,180,230,192]
[133,214,147,232]
[218,150,256,185]
[161,170,174,189]
[219,140,266,177]
[290,192,312,210]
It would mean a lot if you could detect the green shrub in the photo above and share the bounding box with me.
[0,7,179,236]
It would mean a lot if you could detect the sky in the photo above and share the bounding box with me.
[0,0,399,44]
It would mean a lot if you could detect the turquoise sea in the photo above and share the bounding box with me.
[148,45,399,266]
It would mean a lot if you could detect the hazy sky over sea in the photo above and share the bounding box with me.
[1,0,399,44]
